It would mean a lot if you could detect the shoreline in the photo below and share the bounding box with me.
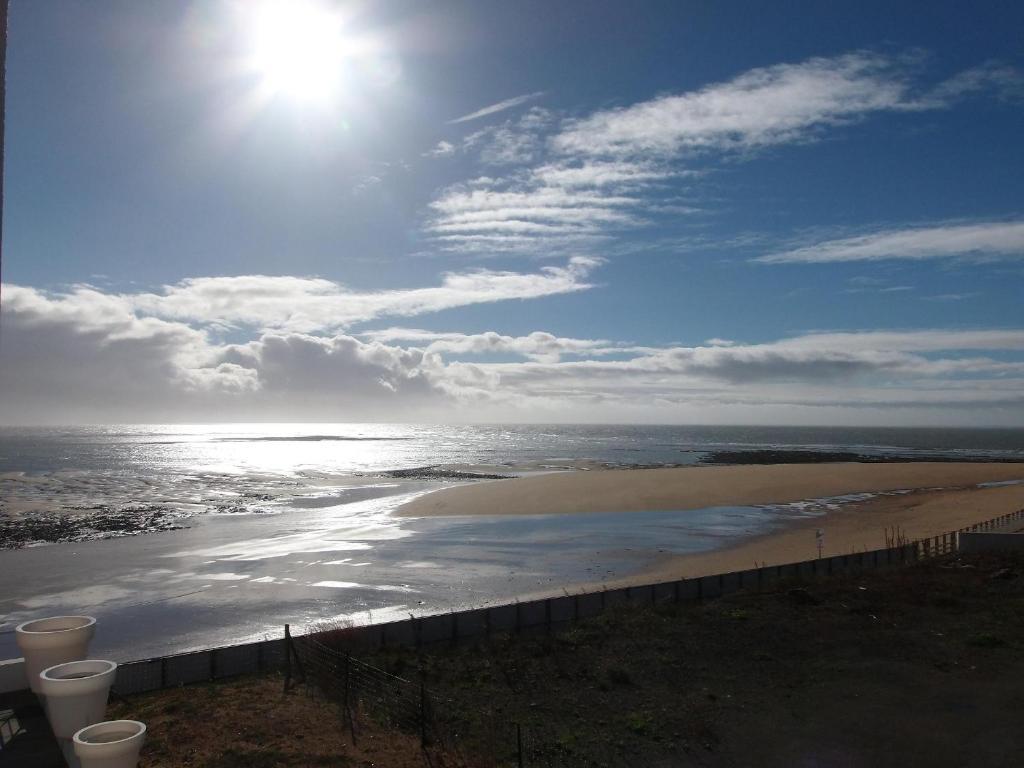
[398,461,1024,518]
[498,480,1024,606]
[397,462,1024,595]
[621,481,1024,587]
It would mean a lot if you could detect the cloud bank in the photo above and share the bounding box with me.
[3,276,1023,424]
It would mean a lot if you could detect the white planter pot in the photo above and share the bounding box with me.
[38,659,117,739]
[74,720,146,768]
[15,616,97,693]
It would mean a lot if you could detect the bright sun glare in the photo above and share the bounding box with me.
[247,0,349,103]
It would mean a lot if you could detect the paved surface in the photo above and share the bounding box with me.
[0,691,62,767]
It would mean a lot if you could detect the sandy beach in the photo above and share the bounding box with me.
[400,462,1024,582]
[639,481,1024,583]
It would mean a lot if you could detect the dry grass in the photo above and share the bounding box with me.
[107,674,427,767]
[109,552,1024,767]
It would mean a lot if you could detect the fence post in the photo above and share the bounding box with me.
[284,625,292,691]
[420,681,428,749]
[344,653,356,746]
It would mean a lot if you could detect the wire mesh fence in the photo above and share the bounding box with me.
[285,629,430,746]
[276,511,1024,765]
[285,625,550,766]
[95,505,1024,759]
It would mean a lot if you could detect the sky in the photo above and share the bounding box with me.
[1,0,1023,426]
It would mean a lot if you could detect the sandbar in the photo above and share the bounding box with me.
[399,462,1024,586]
[398,462,1024,518]
[633,481,1024,584]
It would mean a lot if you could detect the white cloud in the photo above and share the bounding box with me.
[552,53,919,157]
[426,182,643,253]
[531,161,677,189]
[757,220,1024,264]
[126,257,600,332]
[551,53,1017,159]
[0,286,456,422]
[359,328,630,362]
[460,107,554,166]
[423,140,455,158]
[448,91,546,125]
[3,286,1024,424]
[770,329,1024,353]
[915,61,1024,106]
[921,292,981,302]
[426,53,1017,256]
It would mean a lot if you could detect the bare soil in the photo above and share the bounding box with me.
[365,552,1024,767]
[107,675,429,767]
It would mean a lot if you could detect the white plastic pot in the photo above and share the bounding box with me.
[38,659,117,739]
[15,616,96,693]
[73,720,146,768]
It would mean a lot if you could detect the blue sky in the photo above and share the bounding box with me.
[1,0,1022,425]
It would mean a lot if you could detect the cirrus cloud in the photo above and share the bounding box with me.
[756,220,1024,264]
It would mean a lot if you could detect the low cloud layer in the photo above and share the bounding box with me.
[3,277,1023,424]
[122,257,600,332]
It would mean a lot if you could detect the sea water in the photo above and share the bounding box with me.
[2,424,1023,659]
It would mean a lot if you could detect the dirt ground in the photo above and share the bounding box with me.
[367,552,1024,767]
[110,551,1024,767]
[107,675,429,767]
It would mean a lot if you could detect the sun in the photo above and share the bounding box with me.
[246,0,350,104]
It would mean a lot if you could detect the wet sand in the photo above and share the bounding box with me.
[399,462,1024,518]
[629,481,1024,585]
[400,462,1024,588]
[5,461,1024,661]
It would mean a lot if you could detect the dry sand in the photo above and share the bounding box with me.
[399,462,1024,582]
[400,462,1024,518]
[639,481,1024,584]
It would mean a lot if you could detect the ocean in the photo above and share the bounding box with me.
[3,423,1023,525]
[2,424,1024,659]
[5,423,1024,476]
